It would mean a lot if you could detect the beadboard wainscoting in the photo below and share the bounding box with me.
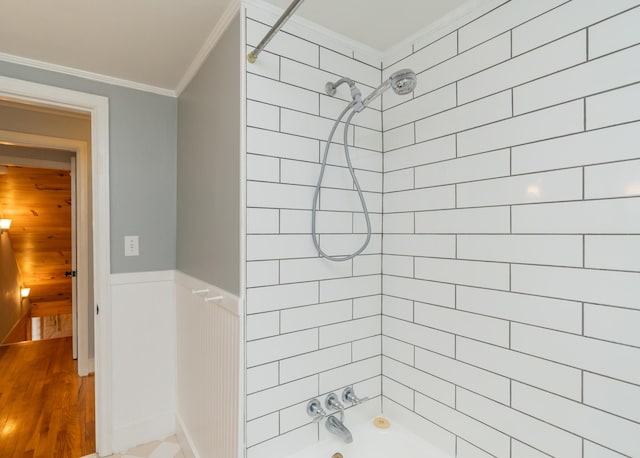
[174,271,241,458]
[110,270,177,452]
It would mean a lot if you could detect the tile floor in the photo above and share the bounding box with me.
[107,436,183,458]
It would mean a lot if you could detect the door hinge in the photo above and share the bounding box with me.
[65,270,77,277]
[96,304,99,315]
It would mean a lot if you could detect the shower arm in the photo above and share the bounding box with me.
[248,0,305,63]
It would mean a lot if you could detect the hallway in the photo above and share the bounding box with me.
[0,337,94,457]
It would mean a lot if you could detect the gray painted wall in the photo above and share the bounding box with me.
[177,14,241,295]
[0,60,177,274]
[0,234,30,342]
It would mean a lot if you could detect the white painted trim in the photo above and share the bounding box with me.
[0,51,175,98]
[0,74,112,457]
[175,414,199,458]
[112,411,175,454]
[110,269,175,285]
[0,154,71,170]
[175,0,241,96]
[174,270,241,317]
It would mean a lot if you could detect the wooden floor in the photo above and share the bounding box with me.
[0,337,95,457]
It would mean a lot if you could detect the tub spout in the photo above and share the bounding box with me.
[326,414,353,443]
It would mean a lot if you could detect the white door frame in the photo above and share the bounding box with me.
[0,138,90,375]
[0,75,112,456]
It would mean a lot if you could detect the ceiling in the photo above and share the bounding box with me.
[0,0,474,92]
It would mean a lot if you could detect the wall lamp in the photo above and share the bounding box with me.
[21,287,30,302]
[0,218,11,234]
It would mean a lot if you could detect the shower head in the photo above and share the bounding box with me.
[360,68,417,109]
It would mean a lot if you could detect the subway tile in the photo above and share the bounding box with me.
[247,154,280,183]
[384,356,455,407]
[353,254,382,277]
[247,424,316,458]
[382,376,414,410]
[585,235,640,272]
[280,257,352,284]
[514,45,640,115]
[384,186,455,213]
[589,5,640,59]
[414,33,511,97]
[247,260,279,288]
[457,337,582,401]
[246,312,279,341]
[415,257,510,290]
[414,149,510,188]
[280,209,352,235]
[512,197,640,234]
[585,158,640,199]
[383,275,455,308]
[383,212,414,234]
[383,168,414,193]
[247,208,279,234]
[460,30,586,104]
[320,47,380,89]
[247,181,314,211]
[584,372,640,424]
[382,254,414,277]
[457,286,583,333]
[247,127,319,163]
[584,303,640,347]
[384,33,457,90]
[458,234,583,267]
[511,264,640,310]
[383,234,455,258]
[383,316,455,357]
[317,234,381,257]
[382,295,414,322]
[415,347,510,404]
[319,356,381,393]
[511,440,552,458]
[587,82,640,130]
[319,187,381,213]
[247,362,279,394]
[415,392,511,458]
[414,302,510,347]
[278,400,313,435]
[280,159,347,190]
[384,84,456,131]
[246,281,318,314]
[246,412,279,447]
[353,212,383,234]
[456,438,495,458]
[319,316,380,348]
[245,45,279,80]
[382,335,414,365]
[280,58,351,101]
[280,109,341,141]
[384,124,414,151]
[246,328,318,367]
[320,94,381,131]
[458,0,567,52]
[247,234,316,261]
[458,100,584,156]
[280,344,351,383]
[353,335,382,360]
[416,91,512,143]
[351,295,380,320]
[513,382,640,457]
[415,206,511,234]
[384,135,456,171]
[323,142,383,172]
[382,398,456,455]
[280,300,352,334]
[457,388,582,458]
[354,126,383,152]
[246,375,318,420]
[512,0,640,56]
[458,168,582,208]
[247,73,318,115]
[247,100,280,131]
[584,441,627,458]
[319,274,381,302]
[511,323,640,385]
[247,19,319,67]
[512,121,640,174]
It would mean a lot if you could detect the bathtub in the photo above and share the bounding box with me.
[284,416,450,458]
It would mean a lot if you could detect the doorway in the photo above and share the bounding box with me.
[0,75,112,457]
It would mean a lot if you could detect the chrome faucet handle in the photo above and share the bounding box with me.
[342,386,369,405]
[325,392,345,422]
[306,399,326,423]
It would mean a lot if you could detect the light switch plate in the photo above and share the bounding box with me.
[124,235,139,256]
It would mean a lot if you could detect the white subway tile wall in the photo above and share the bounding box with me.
[244,1,640,457]
[380,2,640,458]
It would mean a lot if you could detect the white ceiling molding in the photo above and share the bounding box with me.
[176,0,242,96]
[0,51,176,98]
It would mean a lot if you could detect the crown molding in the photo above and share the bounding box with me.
[175,0,242,96]
[0,51,175,97]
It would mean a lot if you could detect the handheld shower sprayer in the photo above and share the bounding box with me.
[313,69,417,262]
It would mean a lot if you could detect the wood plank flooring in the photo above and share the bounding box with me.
[0,337,94,457]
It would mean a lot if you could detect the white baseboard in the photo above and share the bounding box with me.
[112,411,176,453]
[176,413,199,458]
